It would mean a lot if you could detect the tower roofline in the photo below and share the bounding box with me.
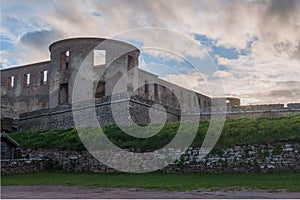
[49,37,139,52]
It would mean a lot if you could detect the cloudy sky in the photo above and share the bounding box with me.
[1,0,300,105]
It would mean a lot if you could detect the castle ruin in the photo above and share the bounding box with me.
[1,38,299,132]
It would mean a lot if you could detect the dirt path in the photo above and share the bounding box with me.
[1,186,299,199]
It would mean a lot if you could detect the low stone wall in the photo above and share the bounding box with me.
[18,94,179,131]
[165,142,299,173]
[225,109,300,119]
[1,159,47,175]
[2,141,297,175]
[198,109,300,120]
[287,103,300,110]
[17,94,300,132]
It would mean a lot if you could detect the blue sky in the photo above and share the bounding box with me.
[1,0,300,105]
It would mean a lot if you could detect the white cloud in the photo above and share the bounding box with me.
[0,51,11,69]
[162,70,211,96]
[143,49,185,63]
[1,0,300,104]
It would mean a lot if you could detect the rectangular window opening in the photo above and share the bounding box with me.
[41,71,48,85]
[154,84,158,96]
[127,55,134,71]
[60,51,69,70]
[23,73,30,87]
[194,97,197,107]
[59,83,68,104]
[94,50,106,66]
[8,76,15,89]
[162,86,166,95]
[127,84,133,93]
[144,81,149,93]
[95,81,105,98]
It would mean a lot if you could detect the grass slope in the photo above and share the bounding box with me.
[10,115,300,151]
[2,171,300,192]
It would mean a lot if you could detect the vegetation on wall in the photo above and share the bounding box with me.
[10,115,300,151]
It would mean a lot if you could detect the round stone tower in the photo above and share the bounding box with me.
[48,38,140,108]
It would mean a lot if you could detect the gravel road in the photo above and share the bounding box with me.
[1,186,300,199]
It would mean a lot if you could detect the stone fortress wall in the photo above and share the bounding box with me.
[1,38,299,175]
[17,93,180,131]
[1,61,51,118]
[1,37,300,132]
[17,99,300,131]
[1,141,299,175]
[1,37,211,131]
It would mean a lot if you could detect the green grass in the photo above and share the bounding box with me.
[1,171,300,192]
[9,114,300,151]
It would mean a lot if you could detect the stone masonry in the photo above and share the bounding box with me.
[1,141,299,175]
[1,37,213,131]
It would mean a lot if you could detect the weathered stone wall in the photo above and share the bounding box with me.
[0,37,211,126]
[16,94,300,131]
[1,37,300,133]
[2,141,298,175]
[165,142,299,173]
[137,70,212,110]
[199,109,300,120]
[18,94,179,131]
[287,103,300,110]
[48,38,140,108]
[229,103,300,113]
[1,159,47,175]
[233,104,285,112]
[1,61,51,118]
